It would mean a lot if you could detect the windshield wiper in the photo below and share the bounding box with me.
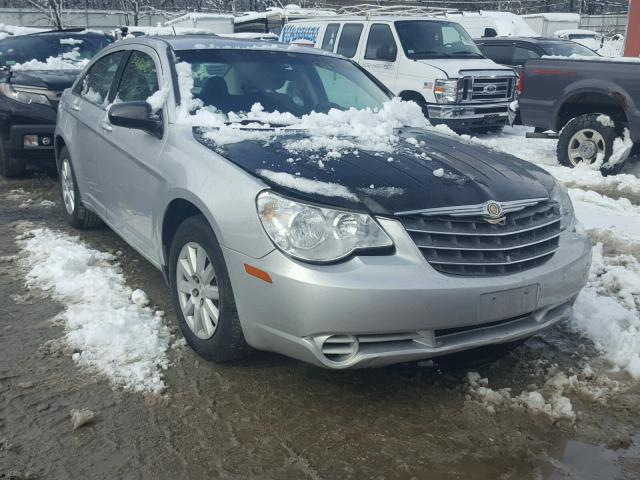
[450,51,485,58]
[225,119,291,128]
[409,51,452,58]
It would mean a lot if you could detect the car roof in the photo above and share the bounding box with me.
[288,15,452,23]
[109,35,341,57]
[476,36,575,44]
[25,29,110,37]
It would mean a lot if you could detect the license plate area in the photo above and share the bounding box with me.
[479,284,539,323]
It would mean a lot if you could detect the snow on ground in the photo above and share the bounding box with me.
[17,228,172,394]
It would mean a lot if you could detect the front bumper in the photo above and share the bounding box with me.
[223,218,592,369]
[428,101,510,130]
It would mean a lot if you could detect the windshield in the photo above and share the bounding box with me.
[0,33,112,68]
[176,49,391,117]
[541,42,598,57]
[394,20,483,59]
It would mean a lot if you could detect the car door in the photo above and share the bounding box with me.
[69,50,126,216]
[477,42,515,68]
[98,47,167,255]
[359,23,399,91]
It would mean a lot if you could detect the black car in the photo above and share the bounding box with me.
[0,29,112,177]
[476,36,599,74]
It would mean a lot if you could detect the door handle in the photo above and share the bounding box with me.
[71,104,80,111]
[99,121,113,132]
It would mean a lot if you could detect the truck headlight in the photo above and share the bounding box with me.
[434,79,462,104]
[256,190,393,263]
[551,181,575,231]
[0,83,51,106]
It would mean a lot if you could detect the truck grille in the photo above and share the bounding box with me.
[463,76,514,103]
[398,201,561,276]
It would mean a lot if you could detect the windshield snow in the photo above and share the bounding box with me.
[0,33,112,69]
[394,20,483,59]
[175,49,391,117]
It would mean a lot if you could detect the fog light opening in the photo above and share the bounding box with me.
[321,335,359,363]
[23,134,39,148]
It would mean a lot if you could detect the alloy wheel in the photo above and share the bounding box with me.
[567,129,606,166]
[61,158,75,215]
[176,242,220,340]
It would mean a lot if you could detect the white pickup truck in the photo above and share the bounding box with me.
[280,16,517,133]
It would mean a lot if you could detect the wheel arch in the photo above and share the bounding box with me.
[54,134,67,170]
[556,89,629,132]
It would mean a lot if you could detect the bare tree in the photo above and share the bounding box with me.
[25,0,64,30]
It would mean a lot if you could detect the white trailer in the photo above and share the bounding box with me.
[522,13,580,37]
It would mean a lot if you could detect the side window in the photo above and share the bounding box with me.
[479,44,514,65]
[364,24,397,61]
[116,51,160,103]
[77,51,124,106]
[513,46,540,66]
[336,23,363,59]
[321,23,340,52]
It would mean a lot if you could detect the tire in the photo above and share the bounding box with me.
[557,113,624,175]
[169,215,251,362]
[0,137,26,178]
[58,147,102,229]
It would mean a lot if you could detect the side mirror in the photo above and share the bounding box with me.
[108,101,163,138]
[376,45,396,62]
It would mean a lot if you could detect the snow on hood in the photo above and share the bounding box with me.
[415,57,513,77]
[9,47,89,71]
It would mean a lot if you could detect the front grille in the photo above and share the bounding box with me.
[399,201,561,277]
[463,76,514,103]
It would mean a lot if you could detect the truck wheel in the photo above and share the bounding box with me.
[557,114,623,174]
[59,147,102,229]
[169,215,251,363]
[0,138,26,178]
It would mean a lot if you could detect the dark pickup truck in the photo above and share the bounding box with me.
[515,56,640,173]
[0,30,112,177]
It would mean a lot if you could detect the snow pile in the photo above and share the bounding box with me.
[571,243,640,378]
[146,82,170,113]
[10,47,89,71]
[175,61,427,155]
[466,372,576,421]
[60,38,83,45]
[570,188,640,243]
[599,36,625,57]
[257,169,358,200]
[606,128,634,170]
[193,98,428,156]
[18,228,172,394]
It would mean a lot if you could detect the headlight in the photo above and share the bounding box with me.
[434,79,462,104]
[0,83,51,106]
[256,190,393,263]
[551,181,575,231]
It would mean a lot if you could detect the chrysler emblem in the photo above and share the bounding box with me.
[483,84,497,94]
[485,201,503,218]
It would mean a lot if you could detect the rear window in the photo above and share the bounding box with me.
[336,24,363,58]
[0,33,113,68]
[541,42,599,57]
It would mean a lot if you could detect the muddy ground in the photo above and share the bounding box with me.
[1,172,640,480]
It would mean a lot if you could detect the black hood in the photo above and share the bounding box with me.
[195,127,555,215]
[8,70,79,90]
